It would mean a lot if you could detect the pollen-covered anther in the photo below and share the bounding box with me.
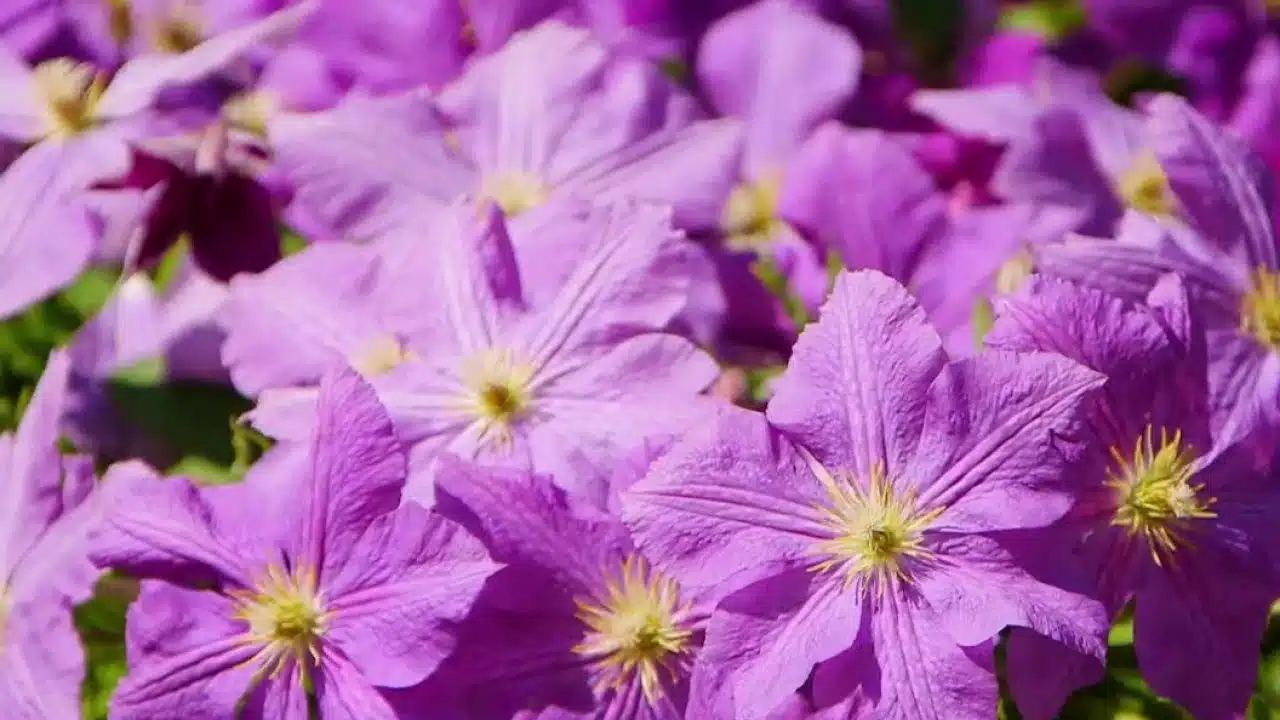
[33,59,105,138]
[106,0,133,44]
[1241,267,1280,352]
[721,171,784,251]
[811,464,942,595]
[232,564,329,679]
[1107,426,1216,565]
[460,349,534,449]
[353,336,415,377]
[482,171,549,216]
[573,555,695,704]
[223,91,276,139]
[1117,151,1176,217]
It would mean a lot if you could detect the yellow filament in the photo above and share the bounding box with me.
[33,59,105,138]
[1241,267,1280,352]
[1117,152,1176,217]
[459,349,534,450]
[573,555,694,704]
[721,171,784,251]
[231,564,329,682]
[482,172,549,216]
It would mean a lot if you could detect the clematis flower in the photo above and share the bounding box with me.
[0,2,313,304]
[986,276,1280,720]
[695,0,860,315]
[0,350,104,719]
[400,457,718,718]
[89,366,501,720]
[221,199,719,507]
[1037,94,1280,457]
[271,19,741,242]
[623,270,1109,719]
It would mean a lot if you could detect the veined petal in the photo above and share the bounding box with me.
[0,350,72,576]
[271,91,476,241]
[299,367,407,580]
[220,243,386,397]
[0,597,85,720]
[89,463,254,588]
[376,203,524,356]
[0,142,96,321]
[768,270,946,481]
[623,407,832,596]
[434,457,632,592]
[697,0,860,173]
[1005,629,1104,720]
[556,118,744,230]
[516,199,694,374]
[860,598,997,720]
[313,650,402,720]
[1148,93,1278,268]
[694,568,860,720]
[910,351,1104,531]
[325,504,499,688]
[111,626,258,720]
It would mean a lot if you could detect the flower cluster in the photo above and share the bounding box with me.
[4,1,1280,719]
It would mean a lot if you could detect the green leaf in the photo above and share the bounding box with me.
[998,0,1086,40]
[751,255,812,329]
[76,574,137,720]
[108,363,255,485]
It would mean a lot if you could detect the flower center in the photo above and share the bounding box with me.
[232,564,328,679]
[811,464,942,595]
[574,555,694,704]
[1117,151,1175,217]
[153,6,203,53]
[1106,426,1215,565]
[105,0,133,45]
[721,172,784,250]
[1241,267,1280,352]
[482,172,549,216]
[352,336,414,377]
[222,91,276,139]
[460,349,534,449]
[33,59,105,138]
[994,248,1035,295]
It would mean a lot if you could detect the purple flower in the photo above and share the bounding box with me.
[696,0,859,319]
[402,457,718,718]
[986,276,1280,720]
[0,350,103,718]
[221,199,719,508]
[271,19,741,242]
[1037,94,1280,456]
[623,270,1109,718]
[89,367,501,719]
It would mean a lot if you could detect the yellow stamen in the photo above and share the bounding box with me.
[1117,151,1176,217]
[1241,267,1280,352]
[810,464,943,596]
[153,5,203,54]
[1106,426,1215,566]
[721,171,784,251]
[352,336,414,377]
[460,349,534,450]
[573,555,694,704]
[106,0,133,45]
[230,564,329,682]
[222,91,276,139]
[482,172,548,216]
[33,59,106,138]
[994,248,1035,295]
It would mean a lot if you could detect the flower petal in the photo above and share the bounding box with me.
[220,243,385,397]
[694,568,860,720]
[1005,629,1104,720]
[1148,93,1278,268]
[910,351,1104,531]
[434,456,631,592]
[0,142,97,321]
[312,649,402,720]
[767,270,946,479]
[0,595,85,720]
[697,0,860,172]
[325,504,499,688]
[623,407,831,596]
[300,367,407,579]
[89,462,254,588]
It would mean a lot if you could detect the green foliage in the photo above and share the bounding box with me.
[998,0,1086,40]
[76,575,137,720]
[0,269,118,430]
